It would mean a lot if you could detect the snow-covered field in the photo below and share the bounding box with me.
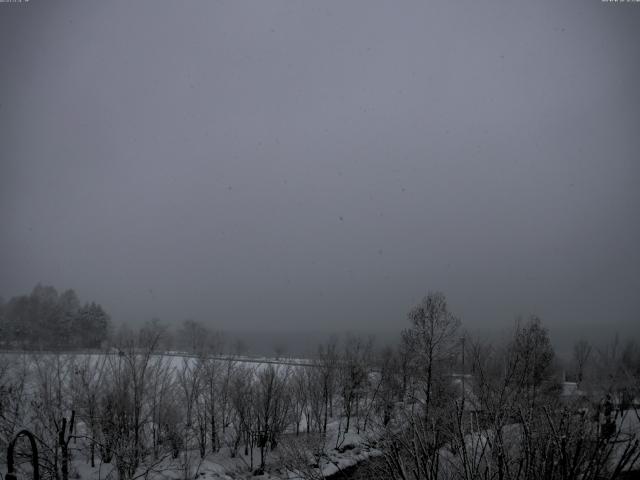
[2,352,639,479]
[61,424,381,480]
[0,351,380,480]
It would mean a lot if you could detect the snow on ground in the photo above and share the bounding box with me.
[3,353,638,479]
[0,352,324,480]
[36,428,380,480]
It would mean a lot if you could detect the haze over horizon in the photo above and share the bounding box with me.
[1,1,639,342]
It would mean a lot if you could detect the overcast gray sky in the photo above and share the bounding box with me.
[1,0,639,341]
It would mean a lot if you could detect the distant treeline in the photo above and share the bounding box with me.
[0,284,111,349]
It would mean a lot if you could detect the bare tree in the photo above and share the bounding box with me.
[290,367,308,436]
[100,322,163,480]
[403,292,460,416]
[253,364,291,472]
[315,337,339,433]
[200,356,222,453]
[365,345,400,430]
[178,319,213,354]
[72,354,108,467]
[145,353,175,461]
[0,354,29,454]
[227,365,258,470]
[175,357,206,478]
[29,354,78,480]
[305,366,324,433]
[377,292,460,480]
[573,339,592,384]
[337,334,373,434]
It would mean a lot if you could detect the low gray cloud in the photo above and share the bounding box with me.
[1,0,639,343]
